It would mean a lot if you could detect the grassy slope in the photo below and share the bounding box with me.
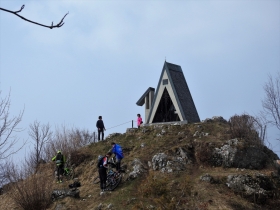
[1,121,279,210]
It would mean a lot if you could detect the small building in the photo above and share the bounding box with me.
[136,61,200,124]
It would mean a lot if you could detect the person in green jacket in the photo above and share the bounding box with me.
[52,150,66,183]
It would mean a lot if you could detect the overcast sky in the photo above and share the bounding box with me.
[0,0,280,159]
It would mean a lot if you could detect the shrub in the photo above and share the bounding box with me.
[228,114,264,146]
[139,173,168,197]
[69,149,93,167]
[195,142,213,165]
[9,174,53,210]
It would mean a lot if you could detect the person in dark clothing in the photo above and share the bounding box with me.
[96,116,106,140]
[98,152,112,191]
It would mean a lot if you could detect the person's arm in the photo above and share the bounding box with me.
[102,121,105,130]
[103,157,109,168]
[52,156,56,161]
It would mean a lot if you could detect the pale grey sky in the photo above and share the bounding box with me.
[0,0,280,158]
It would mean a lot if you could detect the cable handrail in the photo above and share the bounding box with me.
[94,120,134,133]
[106,120,132,130]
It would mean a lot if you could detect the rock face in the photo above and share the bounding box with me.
[226,173,278,204]
[200,173,213,183]
[232,147,275,170]
[150,148,191,173]
[128,158,146,179]
[210,139,277,170]
[212,139,238,167]
[151,153,168,171]
[51,188,80,201]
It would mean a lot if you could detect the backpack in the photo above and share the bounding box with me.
[97,155,104,168]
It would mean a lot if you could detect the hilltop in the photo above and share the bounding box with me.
[1,116,280,210]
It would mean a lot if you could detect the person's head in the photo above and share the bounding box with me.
[106,152,112,157]
[111,142,116,147]
[57,150,62,154]
[137,114,140,117]
[99,116,102,120]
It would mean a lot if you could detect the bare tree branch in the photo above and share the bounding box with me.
[28,121,52,173]
[0,91,26,160]
[262,72,280,132]
[0,4,68,29]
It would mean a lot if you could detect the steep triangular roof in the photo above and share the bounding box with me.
[147,61,200,123]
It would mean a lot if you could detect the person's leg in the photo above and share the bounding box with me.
[58,165,63,182]
[116,158,121,172]
[99,168,107,190]
[101,130,104,140]
[99,168,104,190]
[56,166,60,181]
[98,130,101,140]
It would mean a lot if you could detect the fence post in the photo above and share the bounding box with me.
[132,120,133,128]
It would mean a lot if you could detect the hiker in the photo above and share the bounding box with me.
[137,114,143,128]
[52,150,66,183]
[96,116,106,141]
[98,152,112,192]
[111,142,124,172]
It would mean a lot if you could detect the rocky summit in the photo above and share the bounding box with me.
[1,116,280,210]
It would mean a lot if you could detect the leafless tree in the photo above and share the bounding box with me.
[262,73,280,131]
[0,4,68,29]
[0,91,24,160]
[28,121,52,173]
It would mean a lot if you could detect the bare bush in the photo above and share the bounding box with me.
[69,149,93,167]
[195,142,213,165]
[229,114,265,146]
[43,126,96,166]
[6,161,53,210]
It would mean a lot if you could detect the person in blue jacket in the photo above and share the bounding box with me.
[111,142,124,172]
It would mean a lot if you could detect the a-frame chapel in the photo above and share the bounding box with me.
[136,61,200,124]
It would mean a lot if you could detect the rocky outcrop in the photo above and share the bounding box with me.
[200,173,213,183]
[226,173,278,204]
[212,139,238,167]
[128,158,146,179]
[51,188,80,201]
[150,148,191,173]
[210,139,277,170]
